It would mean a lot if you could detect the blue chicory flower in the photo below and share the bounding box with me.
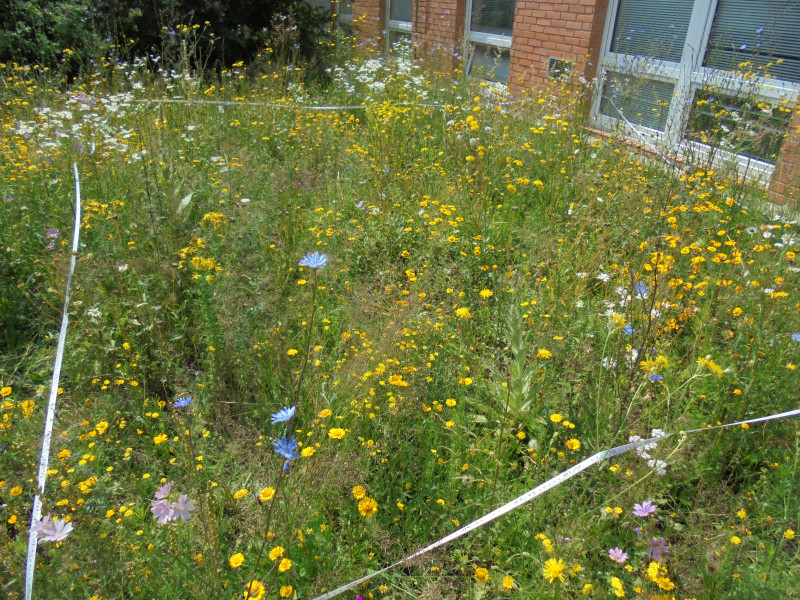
[299,251,328,269]
[791,333,800,342]
[174,396,193,408]
[622,324,634,335]
[271,406,296,424]
[273,436,300,461]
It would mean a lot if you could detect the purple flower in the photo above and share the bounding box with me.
[150,499,175,524]
[608,547,628,563]
[154,483,172,500]
[46,228,59,239]
[31,515,74,542]
[172,494,195,521]
[633,500,658,517]
[647,537,669,560]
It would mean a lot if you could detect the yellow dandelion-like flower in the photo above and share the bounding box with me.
[479,289,493,299]
[318,408,332,418]
[259,487,275,502]
[233,488,248,500]
[474,567,489,583]
[731,535,742,545]
[549,413,563,423]
[279,586,293,598]
[153,434,168,445]
[243,580,265,600]
[278,558,292,572]
[566,438,581,451]
[784,529,795,540]
[0,386,12,397]
[301,446,315,457]
[287,348,298,356]
[542,558,566,583]
[610,576,625,598]
[536,348,552,359]
[328,428,346,440]
[502,575,514,589]
[229,553,244,568]
[268,546,285,561]
[358,497,378,517]
[352,485,367,500]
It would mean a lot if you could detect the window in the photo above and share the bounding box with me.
[594,0,800,176]
[386,0,413,51]
[337,0,353,23]
[465,0,516,84]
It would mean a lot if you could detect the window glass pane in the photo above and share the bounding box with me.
[390,0,413,22]
[610,0,693,62]
[703,0,800,83]
[600,73,676,131]
[686,89,794,162]
[389,31,412,53]
[339,0,352,16]
[471,0,516,36]
[470,44,511,83]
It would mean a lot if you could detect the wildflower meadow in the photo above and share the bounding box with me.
[1,24,799,600]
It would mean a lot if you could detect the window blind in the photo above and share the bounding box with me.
[390,0,412,23]
[704,0,800,83]
[610,0,694,63]
[471,0,516,36]
[600,73,676,131]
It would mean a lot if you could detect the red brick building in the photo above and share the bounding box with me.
[350,0,800,205]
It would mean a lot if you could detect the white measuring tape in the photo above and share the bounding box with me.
[24,162,82,600]
[310,407,800,600]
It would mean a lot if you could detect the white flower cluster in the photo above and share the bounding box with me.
[628,428,669,475]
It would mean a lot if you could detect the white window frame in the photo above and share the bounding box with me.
[386,0,413,54]
[464,0,514,85]
[592,0,800,180]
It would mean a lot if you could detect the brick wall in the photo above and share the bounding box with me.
[412,0,464,64]
[508,0,608,92]
[768,103,800,209]
[352,0,385,50]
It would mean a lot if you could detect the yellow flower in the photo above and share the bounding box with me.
[318,409,332,418]
[301,446,315,457]
[153,434,168,445]
[352,485,367,500]
[243,580,265,600]
[387,374,408,387]
[737,509,747,519]
[731,535,742,545]
[358,497,378,517]
[279,586,293,598]
[566,438,581,451]
[611,576,625,598]
[542,558,566,583]
[278,558,292,572]
[268,546,285,561]
[229,553,244,568]
[287,349,298,356]
[328,428,346,440]
[502,575,514,589]
[784,529,795,540]
[536,348,552,359]
[455,307,472,319]
[479,289,493,299]
[474,567,489,583]
[582,583,594,595]
[549,413,563,423]
[259,487,276,502]
[445,398,457,407]
[0,386,11,397]
[233,488,248,500]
